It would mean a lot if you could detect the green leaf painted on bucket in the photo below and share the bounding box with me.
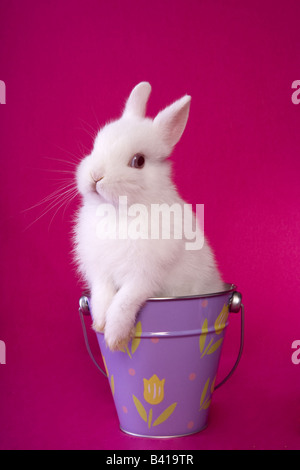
[200,338,213,358]
[200,378,210,408]
[199,319,208,353]
[131,321,142,355]
[210,376,216,394]
[214,304,229,334]
[207,338,223,355]
[203,399,211,410]
[152,402,177,427]
[148,408,153,429]
[110,375,115,396]
[102,355,109,377]
[200,375,216,411]
[132,394,147,422]
[125,345,132,358]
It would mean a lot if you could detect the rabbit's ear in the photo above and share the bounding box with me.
[123,82,152,118]
[154,95,191,150]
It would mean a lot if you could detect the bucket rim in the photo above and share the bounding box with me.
[147,282,237,301]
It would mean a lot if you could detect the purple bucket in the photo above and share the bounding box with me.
[79,283,244,438]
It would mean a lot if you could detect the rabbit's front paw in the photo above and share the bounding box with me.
[90,284,115,333]
[92,318,105,333]
[104,319,135,352]
[90,304,107,332]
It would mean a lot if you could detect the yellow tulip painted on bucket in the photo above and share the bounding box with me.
[133,374,177,429]
[143,374,165,405]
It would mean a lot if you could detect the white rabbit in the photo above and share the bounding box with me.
[74,82,224,351]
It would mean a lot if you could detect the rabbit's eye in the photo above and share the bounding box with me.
[130,153,145,169]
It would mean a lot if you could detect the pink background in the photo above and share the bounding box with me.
[0,0,300,450]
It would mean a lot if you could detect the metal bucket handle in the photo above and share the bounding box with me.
[78,291,244,388]
[78,296,108,378]
[215,292,244,389]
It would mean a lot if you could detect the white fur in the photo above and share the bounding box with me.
[74,82,224,350]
